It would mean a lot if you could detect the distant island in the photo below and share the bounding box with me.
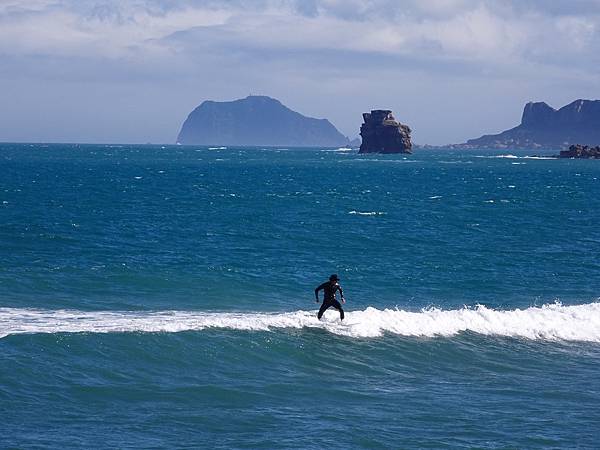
[359,110,412,154]
[455,99,600,149]
[176,95,348,147]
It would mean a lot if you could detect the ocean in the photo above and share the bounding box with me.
[1,143,600,448]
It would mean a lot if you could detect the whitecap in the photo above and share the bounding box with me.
[476,154,519,159]
[2,302,600,341]
[348,210,386,216]
[325,148,354,153]
[475,154,554,161]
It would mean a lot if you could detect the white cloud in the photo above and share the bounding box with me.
[0,2,232,58]
[2,0,598,70]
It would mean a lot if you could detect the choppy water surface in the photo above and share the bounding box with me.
[1,144,600,448]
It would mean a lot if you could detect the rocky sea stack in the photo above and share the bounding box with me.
[557,144,600,159]
[359,110,412,154]
[177,95,348,147]
[461,99,600,149]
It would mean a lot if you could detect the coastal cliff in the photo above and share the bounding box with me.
[359,110,412,154]
[461,99,600,149]
[177,95,348,147]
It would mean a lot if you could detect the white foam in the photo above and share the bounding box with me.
[1,303,600,341]
[476,154,519,159]
[325,148,354,153]
[348,210,386,216]
[208,147,227,150]
[476,154,556,160]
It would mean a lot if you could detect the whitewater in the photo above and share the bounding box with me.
[2,302,600,341]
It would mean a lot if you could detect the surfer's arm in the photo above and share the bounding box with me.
[338,285,345,303]
[315,282,326,301]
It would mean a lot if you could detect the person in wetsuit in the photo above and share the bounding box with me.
[315,274,345,320]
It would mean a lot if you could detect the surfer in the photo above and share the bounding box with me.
[315,274,345,321]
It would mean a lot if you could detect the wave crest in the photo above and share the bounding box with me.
[1,303,599,341]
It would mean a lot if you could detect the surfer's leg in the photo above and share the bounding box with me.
[332,300,344,320]
[317,302,329,320]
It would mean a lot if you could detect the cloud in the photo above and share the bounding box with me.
[2,0,599,69]
[0,1,231,59]
[0,0,599,144]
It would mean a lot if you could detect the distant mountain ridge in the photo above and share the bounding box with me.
[461,99,600,149]
[177,96,348,147]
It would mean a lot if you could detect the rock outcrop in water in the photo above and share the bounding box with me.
[359,110,412,154]
[459,99,600,149]
[557,144,600,159]
[177,95,348,147]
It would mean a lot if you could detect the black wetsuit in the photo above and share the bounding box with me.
[315,281,345,320]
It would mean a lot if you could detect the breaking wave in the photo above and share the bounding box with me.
[348,210,386,216]
[476,154,556,160]
[1,303,600,341]
[323,148,354,154]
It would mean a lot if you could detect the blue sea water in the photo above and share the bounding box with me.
[1,143,600,448]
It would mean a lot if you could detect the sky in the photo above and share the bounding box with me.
[0,0,599,145]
